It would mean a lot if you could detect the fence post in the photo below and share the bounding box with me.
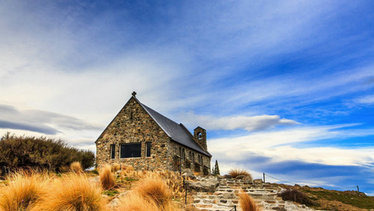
[263,172,265,183]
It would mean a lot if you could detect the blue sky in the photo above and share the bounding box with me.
[1,0,374,194]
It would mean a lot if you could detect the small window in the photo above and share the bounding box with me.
[192,152,195,163]
[198,155,203,164]
[110,144,115,159]
[120,143,141,158]
[197,132,203,140]
[146,142,151,157]
[182,148,185,160]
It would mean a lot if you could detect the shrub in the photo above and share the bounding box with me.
[229,169,252,180]
[100,165,115,190]
[0,134,95,172]
[0,172,47,211]
[69,162,83,174]
[133,177,173,210]
[279,189,316,206]
[239,191,260,211]
[34,173,105,211]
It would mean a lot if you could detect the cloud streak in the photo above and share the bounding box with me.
[181,113,298,131]
[0,104,100,135]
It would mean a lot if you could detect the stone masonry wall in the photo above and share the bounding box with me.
[167,141,211,174]
[96,97,170,171]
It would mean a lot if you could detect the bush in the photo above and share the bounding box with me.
[239,191,260,211]
[228,169,252,180]
[0,172,47,211]
[0,134,94,172]
[100,165,115,190]
[70,161,83,174]
[34,173,105,211]
[279,189,316,206]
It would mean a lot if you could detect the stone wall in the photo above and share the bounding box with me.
[167,141,211,174]
[96,97,170,171]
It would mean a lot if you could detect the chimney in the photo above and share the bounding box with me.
[194,126,207,151]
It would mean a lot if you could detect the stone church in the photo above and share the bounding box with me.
[95,92,212,174]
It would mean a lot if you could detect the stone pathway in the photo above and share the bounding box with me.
[191,178,314,211]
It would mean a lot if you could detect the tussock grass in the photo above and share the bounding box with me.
[69,161,83,174]
[239,191,260,211]
[111,163,121,172]
[134,177,172,209]
[0,172,47,211]
[34,173,105,211]
[100,165,115,190]
[118,192,159,211]
[228,169,252,180]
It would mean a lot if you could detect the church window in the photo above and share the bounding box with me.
[110,144,115,159]
[120,143,141,158]
[146,142,151,157]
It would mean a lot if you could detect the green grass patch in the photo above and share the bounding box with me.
[102,189,119,197]
[124,177,138,182]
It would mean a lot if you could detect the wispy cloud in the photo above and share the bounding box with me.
[180,112,298,131]
[0,104,100,134]
[355,95,374,104]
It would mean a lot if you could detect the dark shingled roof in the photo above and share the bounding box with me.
[138,101,211,157]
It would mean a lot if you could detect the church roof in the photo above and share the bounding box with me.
[136,99,211,157]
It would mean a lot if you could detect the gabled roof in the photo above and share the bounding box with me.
[136,98,211,157]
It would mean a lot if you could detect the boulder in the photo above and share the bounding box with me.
[186,177,219,192]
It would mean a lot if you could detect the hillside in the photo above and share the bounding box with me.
[277,183,374,211]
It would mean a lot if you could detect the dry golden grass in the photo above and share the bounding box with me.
[239,191,261,211]
[117,192,159,211]
[229,169,252,179]
[34,173,106,211]
[0,172,48,211]
[100,165,115,190]
[70,161,83,174]
[133,176,175,210]
[111,163,121,172]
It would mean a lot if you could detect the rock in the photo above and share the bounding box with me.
[223,174,232,179]
[186,177,219,192]
[253,179,263,184]
[108,197,120,208]
[182,169,196,180]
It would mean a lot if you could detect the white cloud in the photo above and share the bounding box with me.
[355,95,374,104]
[209,125,374,167]
[180,112,298,131]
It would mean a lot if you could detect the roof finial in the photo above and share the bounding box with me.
[132,91,137,97]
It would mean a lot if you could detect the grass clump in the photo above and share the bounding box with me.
[228,169,252,180]
[239,191,261,211]
[118,193,159,211]
[69,161,83,174]
[0,172,47,211]
[100,165,115,190]
[34,173,105,211]
[279,189,316,207]
[133,176,175,210]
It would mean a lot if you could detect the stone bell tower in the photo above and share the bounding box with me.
[194,126,207,151]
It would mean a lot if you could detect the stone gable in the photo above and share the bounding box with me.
[96,97,170,170]
[96,95,211,173]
